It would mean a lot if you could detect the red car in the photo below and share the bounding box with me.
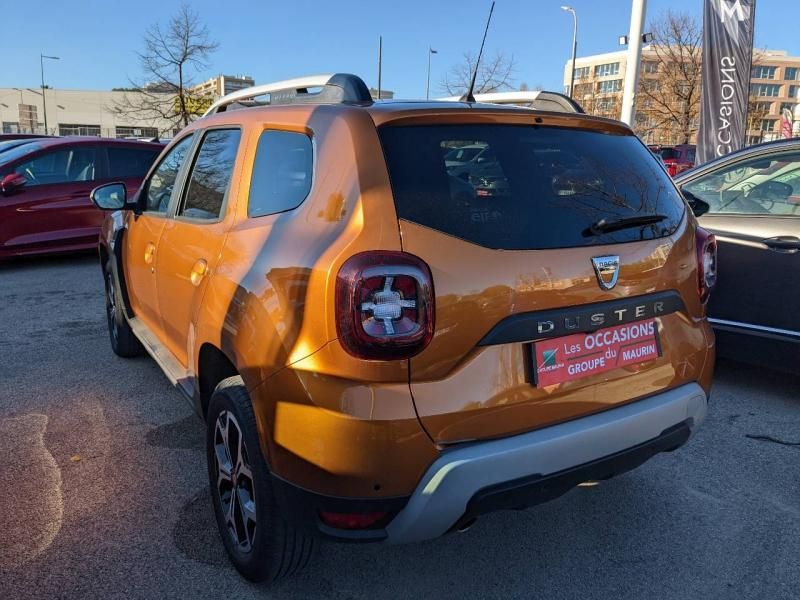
[649,144,696,177]
[0,137,162,260]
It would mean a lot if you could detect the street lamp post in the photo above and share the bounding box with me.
[620,0,647,126]
[40,54,60,135]
[426,47,438,100]
[561,6,578,98]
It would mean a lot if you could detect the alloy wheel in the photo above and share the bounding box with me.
[105,271,118,344]
[213,410,257,552]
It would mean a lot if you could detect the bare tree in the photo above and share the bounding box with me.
[114,4,218,134]
[440,52,516,96]
[634,10,702,144]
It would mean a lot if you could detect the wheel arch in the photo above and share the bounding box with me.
[197,342,240,419]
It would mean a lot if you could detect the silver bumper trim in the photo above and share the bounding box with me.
[386,382,707,544]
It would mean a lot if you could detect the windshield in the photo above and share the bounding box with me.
[379,124,685,250]
[0,142,44,165]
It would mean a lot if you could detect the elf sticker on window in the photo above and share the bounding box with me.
[533,319,661,387]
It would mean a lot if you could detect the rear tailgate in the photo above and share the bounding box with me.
[379,118,713,444]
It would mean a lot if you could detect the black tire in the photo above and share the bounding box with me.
[206,376,315,583]
[103,261,143,358]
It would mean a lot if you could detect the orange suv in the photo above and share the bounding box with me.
[92,74,716,583]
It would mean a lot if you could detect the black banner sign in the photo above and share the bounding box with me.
[697,0,757,165]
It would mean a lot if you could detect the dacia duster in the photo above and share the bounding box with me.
[92,74,716,583]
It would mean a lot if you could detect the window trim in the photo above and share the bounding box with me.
[139,132,198,217]
[246,127,316,220]
[173,126,243,225]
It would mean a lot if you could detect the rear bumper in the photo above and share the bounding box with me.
[384,382,707,544]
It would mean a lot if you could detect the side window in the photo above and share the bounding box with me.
[144,135,194,213]
[179,129,241,220]
[14,147,98,186]
[683,151,800,216]
[248,130,313,217]
[107,147,161,179]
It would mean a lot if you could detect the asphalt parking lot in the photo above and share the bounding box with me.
[1,253,799,600]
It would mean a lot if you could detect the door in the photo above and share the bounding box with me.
[684,147,800,336]
[154,128,242,368]
[123,134,195,336]
[0,146,101,254]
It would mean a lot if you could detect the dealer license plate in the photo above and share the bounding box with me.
[532,319,662,387]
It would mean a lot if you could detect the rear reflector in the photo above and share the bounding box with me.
[319,511,388,530]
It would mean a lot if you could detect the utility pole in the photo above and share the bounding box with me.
[620,0,646,126]
[377,36,382,100]
[40,54,60,135]
[561,7,578,98]
[426,47,438,100]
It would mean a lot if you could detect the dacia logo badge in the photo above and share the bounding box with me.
[591,255,620,290]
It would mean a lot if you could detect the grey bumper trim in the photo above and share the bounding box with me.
[386,383,707,544]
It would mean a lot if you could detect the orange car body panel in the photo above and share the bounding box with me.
[112,101,714,499]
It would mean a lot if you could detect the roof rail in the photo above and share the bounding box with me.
[203,73,373,116]
[437,90,585,114]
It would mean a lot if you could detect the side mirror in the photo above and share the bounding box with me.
[1,173,27,195]
[91,182,127,210]
[681,187,711,217]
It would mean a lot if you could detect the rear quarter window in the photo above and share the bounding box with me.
[248,130,313,217]
[379,124,685,250]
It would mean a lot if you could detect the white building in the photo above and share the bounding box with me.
[0,87,180,139]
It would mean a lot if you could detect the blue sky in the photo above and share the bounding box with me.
[1,0,797,98]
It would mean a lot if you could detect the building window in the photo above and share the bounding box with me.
[59,124,101,136]
[595,98,616,111]
[779,102,797,114]
[751,84,781,97]
[751,65,776,79]
[760,119,776,131]
[753,101,772,113]
[573,66,590,80]
[594,62,620,77]
[2,122,20,134]
[747,135,762,146]
[784,67,798,81]
[642,61,659,74]
[597,79,622,93]
[115,126,160,139]
[789,85,799,99]
[640,79,658,92]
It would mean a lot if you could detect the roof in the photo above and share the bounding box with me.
[23,136,163,150]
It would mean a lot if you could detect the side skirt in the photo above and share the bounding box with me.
[127,316,202,416]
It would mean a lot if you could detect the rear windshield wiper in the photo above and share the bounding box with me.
[584,214,669,237]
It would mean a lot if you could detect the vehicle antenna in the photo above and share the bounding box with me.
[460,1,496,103]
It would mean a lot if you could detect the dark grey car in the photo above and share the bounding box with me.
[675,139,800,373]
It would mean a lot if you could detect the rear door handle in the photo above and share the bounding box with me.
[763,236,800,253]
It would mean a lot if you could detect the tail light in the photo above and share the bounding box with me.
[335,251,434,360]
[696,227,717,303]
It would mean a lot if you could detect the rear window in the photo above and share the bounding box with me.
[654,147,680,160]
[379,125,685,250]
[108,146,160,178]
